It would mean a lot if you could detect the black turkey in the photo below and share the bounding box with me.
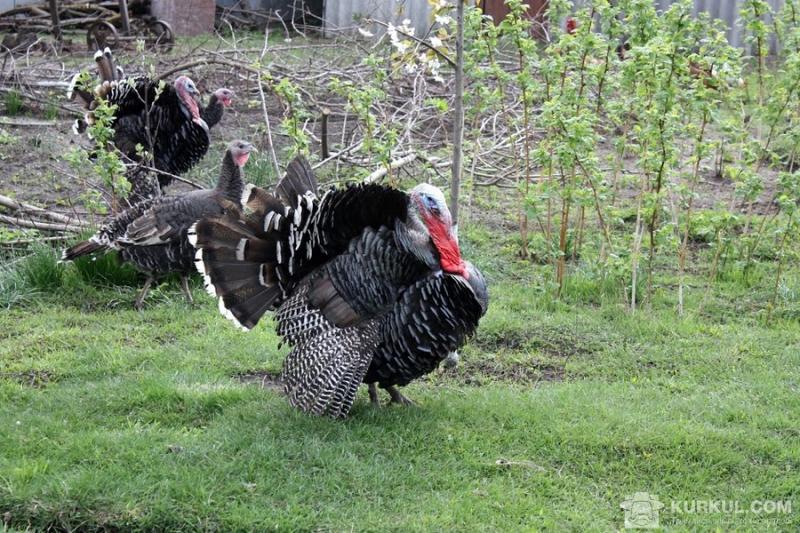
[68,48,221,198]
[202,88,235,130]
[123,87,236,204]
[191,156,488,417]
[62,140,254,309]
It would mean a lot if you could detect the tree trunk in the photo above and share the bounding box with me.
[450,0,465,232]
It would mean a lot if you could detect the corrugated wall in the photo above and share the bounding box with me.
[572,0,786,50]
[323,0,432,36]
[1,0,44,12]
[322,0,789,50]
[652,0,785,50]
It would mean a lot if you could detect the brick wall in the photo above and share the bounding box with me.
[151,0,215,36]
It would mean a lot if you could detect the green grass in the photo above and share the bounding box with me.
[0,226,799,531]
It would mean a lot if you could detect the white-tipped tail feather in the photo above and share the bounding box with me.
[235,238,247,261]
[187,223,199,247]
[240,183,256,208]
[218,298,249,332]
[66,72,80,100]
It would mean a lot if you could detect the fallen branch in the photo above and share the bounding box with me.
[0,193,89,227]
[0,117,60,127]
[364,152,419,184]
[0,213,83,233]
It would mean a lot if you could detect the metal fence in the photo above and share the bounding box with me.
[321,0,789,50]
[322,0,431,37]
[647,0,785,50]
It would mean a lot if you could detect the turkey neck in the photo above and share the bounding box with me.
[201,95,224,129]
[215,151,244,202]
[393,218,439,272]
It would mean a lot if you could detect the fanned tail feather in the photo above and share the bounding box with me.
[94,48,113,83]
[190,214,284,330]
[103,48,119,82]
[276,156,319,208]
[193,157,325,331]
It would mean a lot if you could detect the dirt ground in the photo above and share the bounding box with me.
[0,38,782,228]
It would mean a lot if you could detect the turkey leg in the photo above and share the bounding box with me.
[386,385,415,406]
[134,276,154,310]
[368,383,381,406]
[180,275,194,304]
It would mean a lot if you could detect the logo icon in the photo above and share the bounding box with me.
[621,492,664,529]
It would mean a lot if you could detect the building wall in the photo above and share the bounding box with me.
[322,0,432,37]
[574,0,786,51]
[152,0,216,35]
[0,0,44,12]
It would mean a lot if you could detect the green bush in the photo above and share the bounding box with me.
[71,250,141,287]
[0,263,37,309]
[15,243,64,291]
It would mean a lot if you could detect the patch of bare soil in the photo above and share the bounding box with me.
[474,324,603,357]
[439,359,566,385]
[1,369,54,388]
[235,370,284,393]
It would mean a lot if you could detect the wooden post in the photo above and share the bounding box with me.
[48,0,62,42]
[450,0,465,230]
[118,0,131,34]
[321,107,330,160]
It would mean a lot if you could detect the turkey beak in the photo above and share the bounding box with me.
[242,142,255,154]
[194,117,209,132]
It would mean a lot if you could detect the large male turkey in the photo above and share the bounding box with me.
[68,48,233,199]
[62,140,254,309]
[191,156,488,417]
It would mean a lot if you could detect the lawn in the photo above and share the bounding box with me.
[1,226,798,531]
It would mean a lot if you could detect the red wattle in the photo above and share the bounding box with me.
[234,152,250,167]
[427,216,467,278]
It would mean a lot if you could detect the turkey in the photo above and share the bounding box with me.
[191,156,488,417]
[202,88,235,130]
[61,140,254,309]
[67,48,226,196]
[123,87,236,204]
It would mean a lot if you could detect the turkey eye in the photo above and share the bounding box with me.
[423,194,438,211]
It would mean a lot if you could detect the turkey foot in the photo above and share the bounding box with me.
[387,385,415,406]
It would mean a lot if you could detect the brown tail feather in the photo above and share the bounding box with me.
[61,239,104,262]
[94,49,113,83]
[275,156,318,208]
[190,216,284,330]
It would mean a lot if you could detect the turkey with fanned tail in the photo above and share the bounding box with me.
[61,140,254,309]
[191,156,488,418]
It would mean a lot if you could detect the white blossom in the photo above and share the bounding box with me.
[430,36,443,48]
[358,28,374,38]
[393,40,410,54]
[435,14,453,26]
